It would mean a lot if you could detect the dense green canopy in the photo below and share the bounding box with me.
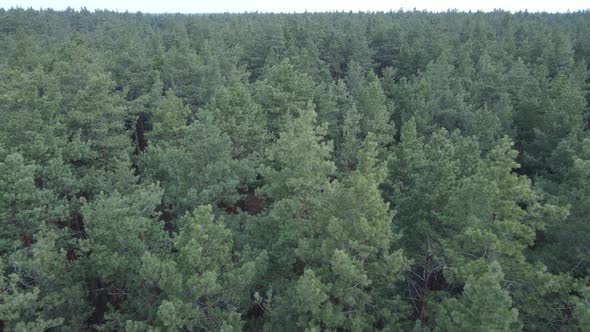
[0,8,589,331]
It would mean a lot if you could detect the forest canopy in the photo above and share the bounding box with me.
[0,8,589,331]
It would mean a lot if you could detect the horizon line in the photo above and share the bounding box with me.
[2,6,590,15]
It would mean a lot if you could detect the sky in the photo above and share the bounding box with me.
[0,0,588,13]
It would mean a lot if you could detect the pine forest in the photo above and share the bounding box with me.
[0,8,590,331]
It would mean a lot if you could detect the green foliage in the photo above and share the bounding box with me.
[355,72,394,148]
[1,226,91,331]
[0,153,64,253]
[262,107,335,200]
[136,205,266,331]
[0,9,589,331]
[201,83,268,159]
[267,134,408,330]
[254,60,316,133]
[251,107,335,280]
[435,262,521,332]
[140,98,248,217]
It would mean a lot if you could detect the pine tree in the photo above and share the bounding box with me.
[435,262,521,332]
[133,205,266,331]
[201,82,268,160]
[140,92,244,218]
[271,134,408,330]
[252,106,335,277]
[0,225,90,331]
[0,153,64,254]
[355,71,394,149]
[76,185,168,326]
[254,60,316,134]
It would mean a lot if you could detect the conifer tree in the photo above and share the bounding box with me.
[201,83,267,160]
[254,60,316,133]
[140,91,244,218]
[132,205,266,331]
[355,71,395,149]
[269,134,407,330]
[435,262,521,332]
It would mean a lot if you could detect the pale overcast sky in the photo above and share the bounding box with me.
[0,0,588,13]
